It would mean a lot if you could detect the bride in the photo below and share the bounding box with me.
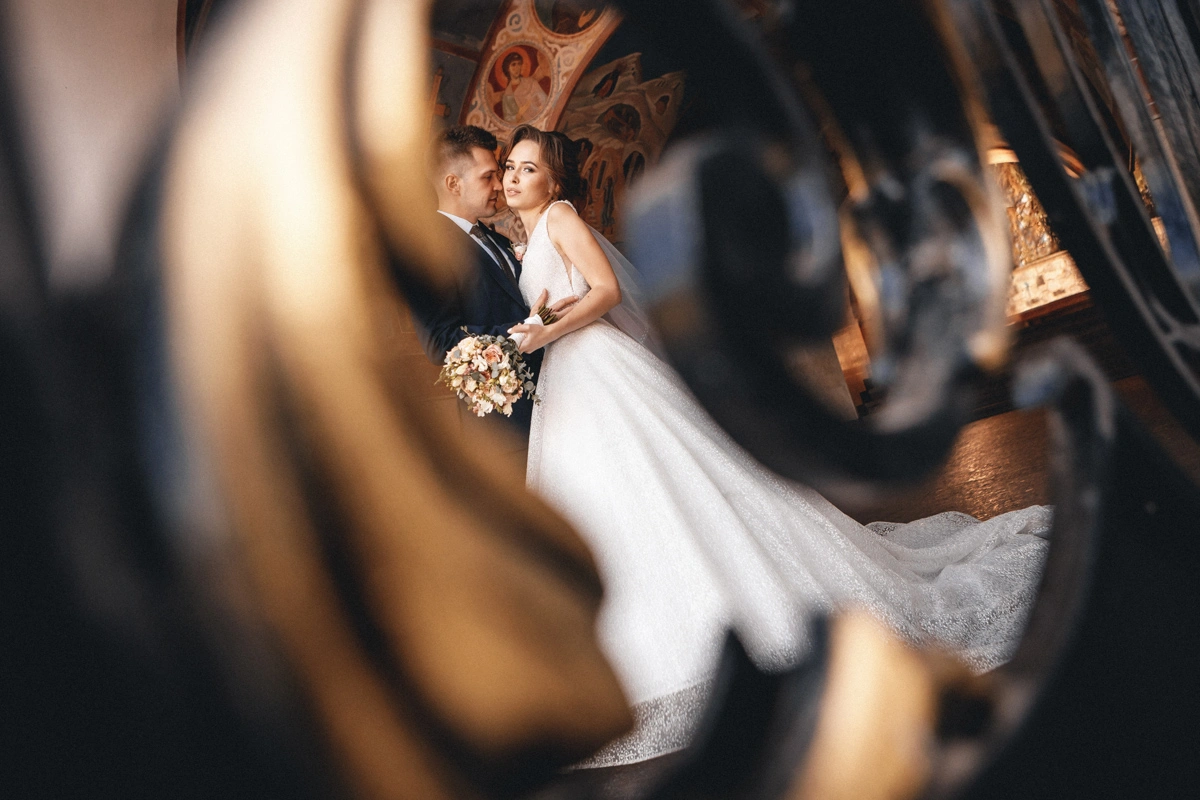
[502,125,1051,765]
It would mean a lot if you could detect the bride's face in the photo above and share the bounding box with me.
[503,140,554,211]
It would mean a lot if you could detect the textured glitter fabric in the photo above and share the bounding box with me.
[574,682,712,768]
[521,202,1052,765]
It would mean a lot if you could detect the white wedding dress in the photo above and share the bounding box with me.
[520,201,1051,766]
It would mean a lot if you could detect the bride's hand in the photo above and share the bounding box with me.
[508,321,555,353]
[550,295,579,315]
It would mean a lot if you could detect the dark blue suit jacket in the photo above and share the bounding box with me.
[403,213,543,435]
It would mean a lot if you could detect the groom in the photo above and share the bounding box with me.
[405,124,568,436]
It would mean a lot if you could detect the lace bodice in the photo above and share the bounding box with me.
[518,201,591,309]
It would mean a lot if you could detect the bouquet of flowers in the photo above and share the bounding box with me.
[438,330,538,417]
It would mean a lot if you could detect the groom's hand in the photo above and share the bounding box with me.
[508,321,554,354]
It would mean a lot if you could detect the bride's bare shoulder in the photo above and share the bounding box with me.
[546,200,585,239]
[547,200,580,221]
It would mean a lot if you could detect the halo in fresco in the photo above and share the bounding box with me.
[487,44,553,124]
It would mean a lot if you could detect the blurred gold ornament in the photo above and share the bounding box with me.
[160,1,631,797]
[788,612,938,800]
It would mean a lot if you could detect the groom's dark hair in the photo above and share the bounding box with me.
[431,125,498,176]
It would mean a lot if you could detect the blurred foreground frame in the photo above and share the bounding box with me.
[160,0,633,797]
[4,0,1200,799]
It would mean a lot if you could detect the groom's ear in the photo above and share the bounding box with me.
[443,172,461,196]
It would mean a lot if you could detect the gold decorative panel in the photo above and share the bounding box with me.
[988,155,1090,317]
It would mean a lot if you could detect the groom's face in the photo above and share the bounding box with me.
[457,146,503,222]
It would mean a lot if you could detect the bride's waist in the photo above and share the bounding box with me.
[550,316,615,345]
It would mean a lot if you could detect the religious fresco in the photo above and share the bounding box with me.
[557,51,685,240]
[730,0,791,26]
[429,47,479,133]
[445,2,689,246]
[534,0,605,35]
[462,0,621,136]
[487,45,552,123]
[431,0,503,52]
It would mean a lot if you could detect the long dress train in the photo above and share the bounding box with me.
[520,201,1051,766]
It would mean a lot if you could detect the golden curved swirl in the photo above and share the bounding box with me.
[160,1,631,797]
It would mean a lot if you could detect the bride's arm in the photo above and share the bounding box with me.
[508,202,621,353]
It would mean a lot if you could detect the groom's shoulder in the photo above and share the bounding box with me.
[433,211,466,236]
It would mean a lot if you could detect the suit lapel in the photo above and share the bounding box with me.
[441,216,525,307]
[475,229,526,306]
[486,229,522,280]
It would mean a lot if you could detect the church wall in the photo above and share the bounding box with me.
[430,44,480,132]
[459,0,620,139]
[430,2,685,249]
[429,1,496,130]
[554,26,686,247]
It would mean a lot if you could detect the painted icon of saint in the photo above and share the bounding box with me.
[499,51,548,123]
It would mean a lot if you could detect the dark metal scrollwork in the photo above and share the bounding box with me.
[619,0,1012,495]
[946,0,1200,442]
[609,2,1200,797]
[925,344,1200,799]
[10,0,1200,798]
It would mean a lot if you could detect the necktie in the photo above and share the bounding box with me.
[470,224,517,282]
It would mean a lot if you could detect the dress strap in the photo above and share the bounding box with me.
[533,199,577,241]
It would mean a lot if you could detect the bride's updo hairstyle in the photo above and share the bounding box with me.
[507,124,583,205]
